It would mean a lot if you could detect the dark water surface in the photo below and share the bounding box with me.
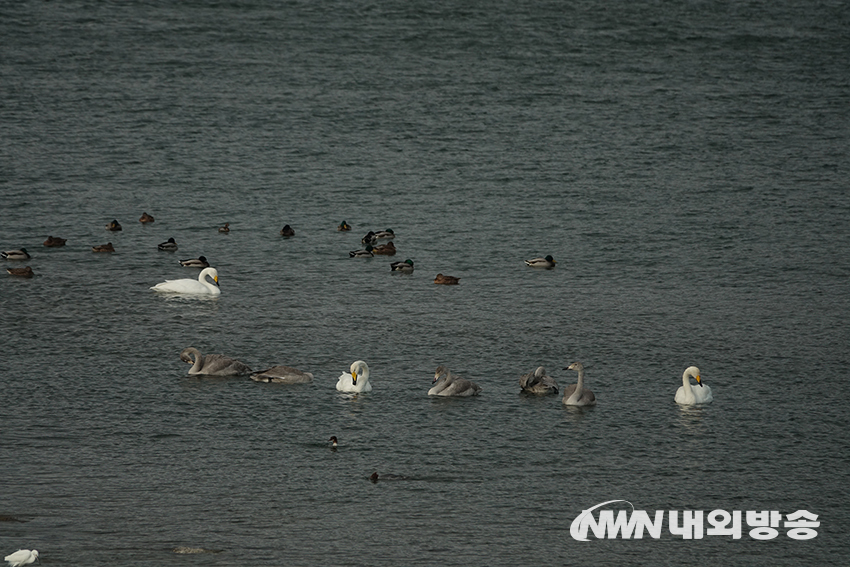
[2,1,849,565]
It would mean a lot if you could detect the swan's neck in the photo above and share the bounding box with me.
[566,367,585,403]
[187,349,203,373]
[682,372,694,395]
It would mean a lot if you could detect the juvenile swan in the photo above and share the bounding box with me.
[180,347,252,376]
[675,366,713,405]
[519,366,559,395]
[151,267,221,295]
[429,365,481,397]
[336,360,372,392]
[563,362,596,406]
[251,365,314,384]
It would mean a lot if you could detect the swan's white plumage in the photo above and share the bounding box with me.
[180,347,252,376]
[151,267,220,295]
[429,365,481,396]
[675,366,713,405]
[4,549,38,567]
[336,360,372,392]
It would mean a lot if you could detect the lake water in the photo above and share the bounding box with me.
[1,0,848,565]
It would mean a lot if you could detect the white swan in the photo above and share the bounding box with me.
[336,360,372,392]
[563,362,596,406]
[429,365,482,396]
[4,549,38,567]
[151,267,220,295]
[251,365,313,384]
[519,366,559,395]
[675,366,713,405]
[180,347,252,376]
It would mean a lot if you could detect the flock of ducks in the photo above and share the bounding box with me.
[175,347,713,406]
[4,215,557,286]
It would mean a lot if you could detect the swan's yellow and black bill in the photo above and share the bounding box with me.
[695,374,703,387]
[351,371,358,385]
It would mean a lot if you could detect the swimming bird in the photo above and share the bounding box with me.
[1,249,31,260]
[374,229,395,239]
[349,245,374,258]
[139,212,155,223]
[525,255,556,268]
[157,237,178,251]
[43,236,66,247]
[336,360,372,392]
[370,472,409,482]
[429,365,481,396]
[329,436,338,448]
[280,225,295,237]
[106,219,122,231]
[4,549,38,567]
[151,267,221,295]
[372,241,396,255]
[251,365,313,384]
[361,231,377,245]
[563,362,596,406]
[519,366,559,395]
[6,267,34,278]
[675,366,713,405]
[337,220,351,231]
[179,347,252,376]
[390,259,414,273]
[178,256,209,268]
[92,243,115,252]
[218,223,230,233]
[434,273,460,285]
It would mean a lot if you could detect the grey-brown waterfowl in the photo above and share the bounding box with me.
[218,223,230,233]
[519,366,559,395]
[372,241,396,255]
[139,212,155,223]
[563,362,596,406]
[92,243,115,252]
[43,236,66,247]
[434,273,459,285]
[179,346,251,376]
[6,266,34,277]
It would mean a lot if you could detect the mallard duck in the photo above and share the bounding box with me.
[6,266,34,277]
[158,237,178,251]
[179,255,209,268]
[361,231,377,245]
[374,229,395,239]
[337,220,352,231]
[349,245,373,258]
[139,212,155,223]
[434,273,460,285]
[43,236,66,247]
[280,224,295,237]
[372,241,396,255]
[525,255,556,268]
[106,219,122,231]
[390,259,414,273]
[2,248,31,260]
[92,242,115,252]
[218,223,230,233]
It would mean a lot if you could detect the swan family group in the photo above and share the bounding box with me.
[180,346,714,406]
